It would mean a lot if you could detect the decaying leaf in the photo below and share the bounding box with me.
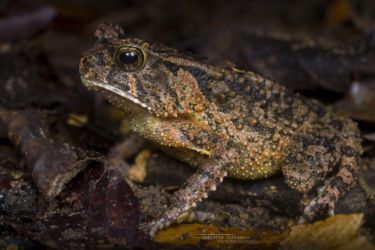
[154,214,374,249]
[335,80,375,123]
[281,213,374,250]
[154,223,287,249]
[0,110,100,199]
[0,155,148,249]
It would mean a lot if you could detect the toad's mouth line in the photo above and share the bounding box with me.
[81,77,151,110]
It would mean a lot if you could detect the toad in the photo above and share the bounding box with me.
[79,24,362,236]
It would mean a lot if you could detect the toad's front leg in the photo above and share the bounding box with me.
[142,159,227,237]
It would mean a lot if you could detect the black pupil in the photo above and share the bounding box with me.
[119,50,138,65]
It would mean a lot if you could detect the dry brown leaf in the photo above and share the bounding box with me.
[153,214,374,249]
[154,223,287,249]
[281,213,374,250]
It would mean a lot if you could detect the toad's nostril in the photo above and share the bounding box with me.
[80,56,99,75]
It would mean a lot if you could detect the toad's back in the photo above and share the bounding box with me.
[158,59,361,180]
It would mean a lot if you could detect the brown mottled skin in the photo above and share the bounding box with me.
[80,24,362,236]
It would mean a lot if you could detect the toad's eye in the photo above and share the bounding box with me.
[115,46,146,72]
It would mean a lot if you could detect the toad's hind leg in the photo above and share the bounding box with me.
[281,120,362,222]
[301,153,360,222]
[301,121,362,222]
[141,159,227,237]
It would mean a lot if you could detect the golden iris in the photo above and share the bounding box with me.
[115,46,146,71]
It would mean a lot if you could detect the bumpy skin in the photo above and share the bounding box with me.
[80,24,362,236]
